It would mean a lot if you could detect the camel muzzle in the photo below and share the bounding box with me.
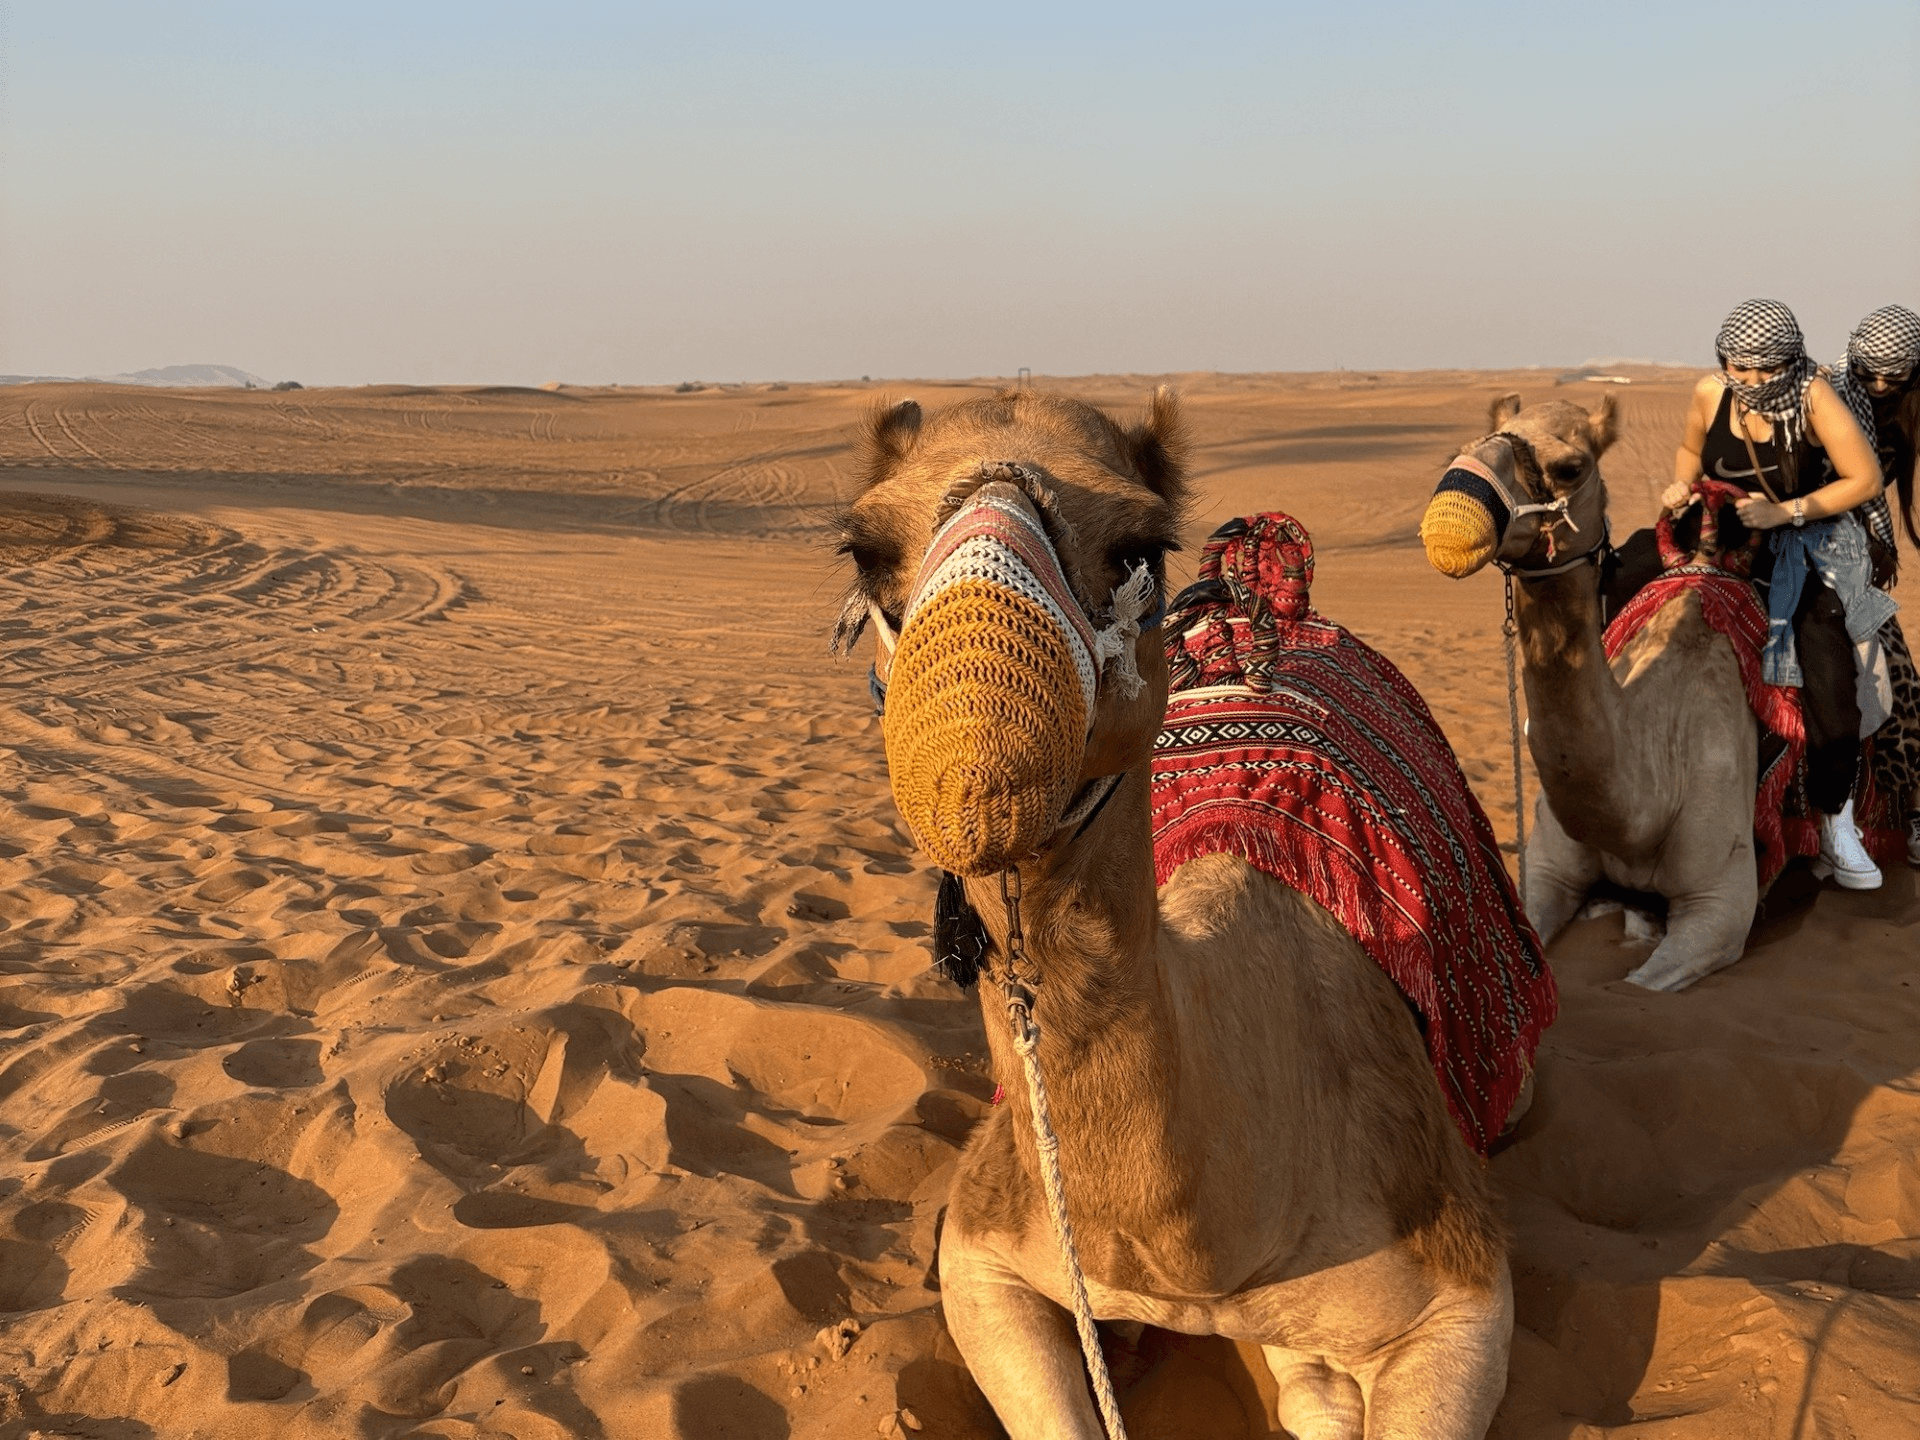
[884,580,1088,874]
[1422,440,1602,579]
[1421,455,1511,578]
[881,480,1103,876]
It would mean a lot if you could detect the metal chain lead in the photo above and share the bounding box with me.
[1503,573,1528,902]
[996,866,1129,1440]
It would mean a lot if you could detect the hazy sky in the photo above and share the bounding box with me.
[3,1,1917,386]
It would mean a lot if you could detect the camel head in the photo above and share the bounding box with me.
[832,389,1189,875]
[1421,392,1618,578]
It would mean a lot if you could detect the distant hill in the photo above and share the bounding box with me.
[106,363,271,388]
[0,363,270,388]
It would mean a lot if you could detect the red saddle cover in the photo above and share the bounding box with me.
[1151,514,1554,1155]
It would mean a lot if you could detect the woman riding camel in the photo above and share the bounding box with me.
[1831,303,1920,862]
[1660,298,1893,889]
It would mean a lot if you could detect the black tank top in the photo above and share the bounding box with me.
[1698,385,1833,499]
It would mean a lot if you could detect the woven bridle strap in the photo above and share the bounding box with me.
[1441,441,1587,531]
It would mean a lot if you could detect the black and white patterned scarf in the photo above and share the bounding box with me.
[1831,306,1920,557]
[1828,304,1919,439]
[1848,305,1920,379]
[1715,299,1820,452]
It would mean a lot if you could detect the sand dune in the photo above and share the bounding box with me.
[0,374,1912,1438]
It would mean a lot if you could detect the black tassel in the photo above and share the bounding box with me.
[932,870,989,990]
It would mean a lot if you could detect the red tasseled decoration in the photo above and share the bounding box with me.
[1656,478,1765,575]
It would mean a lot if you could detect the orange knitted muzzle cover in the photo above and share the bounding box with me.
[882,484,1099,876]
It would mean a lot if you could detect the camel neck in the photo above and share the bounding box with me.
[963,765,1188,1190]
[1511,565,1639,853]
[968,765,1163,1044]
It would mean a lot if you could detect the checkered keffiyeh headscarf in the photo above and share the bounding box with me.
[1837,305,1920,558]
[1821,357,1897,553]
[1716,299,1821,451]
[1848,305,1920,378]
[1829,304,1919,442]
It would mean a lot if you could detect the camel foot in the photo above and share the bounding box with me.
[1264,1347,1363,1440]
[1622,946,1739,992]
[1575,899,1663,946]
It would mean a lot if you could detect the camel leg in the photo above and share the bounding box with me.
[1622,872,1755,992]
[1522,798,1600,946]
[939,1226,1103,1440]
[1263,1345,1363,1439]
[1351,1271,1514,1440]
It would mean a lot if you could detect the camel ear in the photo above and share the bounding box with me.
[1488,392,1524,429]
[1126,386,1189,502]
[858,398,922,490]
[1586,391,1620,456]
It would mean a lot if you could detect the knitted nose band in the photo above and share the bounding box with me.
[1423,451,1511,578]
[869,475,1161,712]
[879,475,1160,875]
[903,483,1102,723]
[882,483,1090,874]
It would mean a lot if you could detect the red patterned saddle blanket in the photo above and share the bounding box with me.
[1151,514,1554,1155]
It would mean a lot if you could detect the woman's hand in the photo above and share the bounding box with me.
[1661,477,1694,511]
[1735,492,1790,529]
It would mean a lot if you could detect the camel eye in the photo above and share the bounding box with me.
[843,542,894,576]
[1547,458,1586,482]
[834,527,907,634]
[836,523,904,585]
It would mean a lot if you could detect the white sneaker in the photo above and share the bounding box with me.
[1815,800,1882,890]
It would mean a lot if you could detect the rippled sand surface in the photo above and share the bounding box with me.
[0,373,1912,1438]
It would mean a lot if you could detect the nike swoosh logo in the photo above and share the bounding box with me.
[1711,457,1775,483]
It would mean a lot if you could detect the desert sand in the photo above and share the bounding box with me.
[0,373,1913,1439]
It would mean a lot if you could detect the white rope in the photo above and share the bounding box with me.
[1010,1006,1129,1440]
[997,865,1128,1440]
[1503,572,1528,900]
[1090,562,1156,701]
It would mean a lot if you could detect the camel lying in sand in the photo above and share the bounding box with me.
[834,388,1540,1439]
[1421,393,1764,991]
